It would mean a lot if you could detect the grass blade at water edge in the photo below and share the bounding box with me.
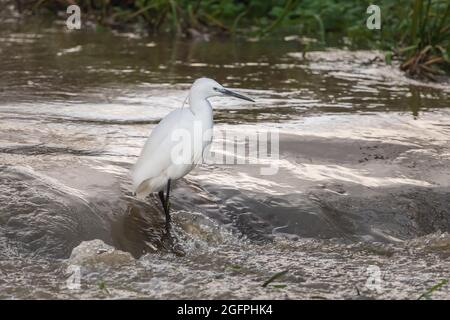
[418,279,448,300]
[262,270,289,288]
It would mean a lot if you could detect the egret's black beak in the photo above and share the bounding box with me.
[214,87,255,102]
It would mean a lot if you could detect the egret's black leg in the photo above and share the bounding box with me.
[158,190,166,210]
[164,179,171,232]
[159,180,183,255]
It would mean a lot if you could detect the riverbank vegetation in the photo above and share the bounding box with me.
[18,0,450,79]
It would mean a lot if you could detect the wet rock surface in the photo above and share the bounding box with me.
[67,239,134,267]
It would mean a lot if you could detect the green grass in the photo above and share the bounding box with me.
[399,0,450,80]
[262,270,288,288]
[97,279,111,294]
[418,279,448,300]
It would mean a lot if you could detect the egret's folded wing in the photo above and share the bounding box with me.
[131,108,195,192]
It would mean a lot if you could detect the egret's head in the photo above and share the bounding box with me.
[191,77,254,102]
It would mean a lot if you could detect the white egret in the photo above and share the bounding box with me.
[131,77,254,234]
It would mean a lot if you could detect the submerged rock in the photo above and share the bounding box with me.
[68,239,134,267]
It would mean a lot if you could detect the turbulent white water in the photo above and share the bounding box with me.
[0,22,449,299]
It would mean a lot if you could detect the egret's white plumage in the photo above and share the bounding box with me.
[132,104,211,198]
[131,77,254,203]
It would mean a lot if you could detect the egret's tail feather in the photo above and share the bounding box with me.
[135,180,151,200]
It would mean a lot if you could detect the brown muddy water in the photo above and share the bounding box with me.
[0,18,450,299]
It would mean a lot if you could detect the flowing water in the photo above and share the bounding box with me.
[0,17,450,299]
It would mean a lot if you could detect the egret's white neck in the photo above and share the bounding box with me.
[188,90,212,116]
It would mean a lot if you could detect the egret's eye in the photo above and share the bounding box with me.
[213,87,219,91]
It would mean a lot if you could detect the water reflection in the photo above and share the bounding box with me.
[1,23,448,118]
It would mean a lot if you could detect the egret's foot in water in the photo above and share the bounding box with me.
[172,243,185,256]
[161,226,185,256]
